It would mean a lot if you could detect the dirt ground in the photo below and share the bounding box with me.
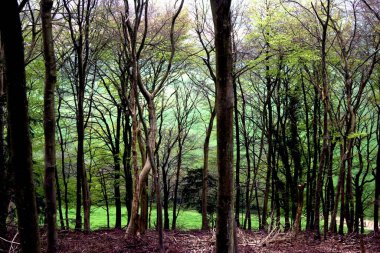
[3,228,380,252]
[28,229,378,253]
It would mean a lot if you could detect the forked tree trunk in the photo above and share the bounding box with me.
[126,67,141,236]
[0,0,41,251]
[210,0,236,252]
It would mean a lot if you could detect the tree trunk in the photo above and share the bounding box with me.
[138,128,148,234]
[294,184,305,234]
[125,61,140,236]
[233,79,241,228]
[172,138,183,230]
[262,43,273,231]
[210,0,236,251]
[313,4,331,237]
[0,31,7,233]
[307,86,319,230]
[202,107,216,230]
[146,99,163,249]
[289,90,302,222]
[55,166,64,230]
[162,159,170,230]
[122,113,133,224]
[375,112,380,233]
[0,0,41,251]
[41,0,58,250]
[57,95,69,229]
[314,107,329,238]
[0,32,9,246]
[240,86,251,230]
[114,107,122,229]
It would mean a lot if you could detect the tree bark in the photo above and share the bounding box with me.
[41,0,58,250]
[375,112,380,233]
[201,108,216,230]
[312,0,331,238]
[172,131,183,230]
[210,0,236,251]
[57,95,69,229]
[0,33,9,248]
[233,80,241,228]
[0,0,41,251]
[114,107,122,229]
[122,112,133,224]
[294,184,305,234]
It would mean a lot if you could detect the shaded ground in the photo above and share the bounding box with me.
[35,229,380,253]
[3,228,379,252]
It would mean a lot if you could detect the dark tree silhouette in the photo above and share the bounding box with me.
[0,0,41,252]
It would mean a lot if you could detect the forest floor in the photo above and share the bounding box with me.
[36,228,380,253]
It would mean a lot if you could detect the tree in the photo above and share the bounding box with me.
[0,0,41,252]
[41,0,58,250]
[210,0,237,252]
[0,32,9,246]
[62,0,98,232]
[125,2,185,250]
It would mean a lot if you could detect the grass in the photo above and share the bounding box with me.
[64,206,289,231]
[65,206,203,230]
[63,206,374,233]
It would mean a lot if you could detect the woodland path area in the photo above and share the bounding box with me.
[29,229,380,253]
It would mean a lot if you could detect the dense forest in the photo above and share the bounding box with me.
[1,0,380,252]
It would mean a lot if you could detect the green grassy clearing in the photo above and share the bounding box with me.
[65,206,203,230]
[62,206,374,233]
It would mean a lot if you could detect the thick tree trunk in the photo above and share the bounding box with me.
[0,32,7,234]
[0,0,41,251]
[146,99,163,249]
[41,0,58,250]
[0,33,9,247]
[126,73,141,236]
[210,0,236,251]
